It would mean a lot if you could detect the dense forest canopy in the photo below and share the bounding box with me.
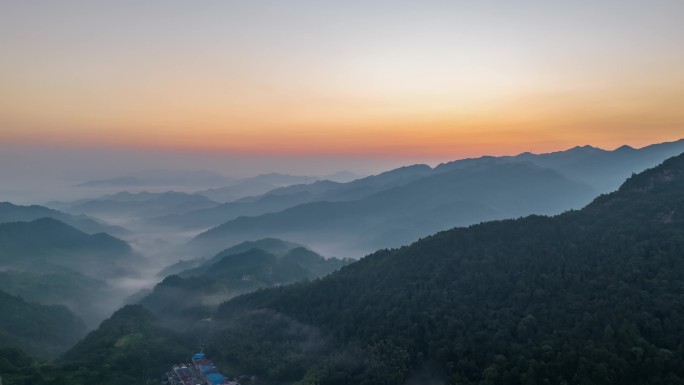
[3,153,684,385]
[213,153,684,384]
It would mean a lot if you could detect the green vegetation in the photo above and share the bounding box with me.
[0,347,59,385]
[0,306,192,385]
[212,153,684,384]
[140,243,350,329]
[0,217,135,279]
[5,152,684,385]
[58,305,192,385]
[0,217,143,358]
[0,290,86,359]
[0,270,118,328]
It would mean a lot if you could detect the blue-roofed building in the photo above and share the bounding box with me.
[164,353,238,385]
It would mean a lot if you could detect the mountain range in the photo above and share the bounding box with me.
[208,151,684,384]
[187,139,684,258]
[0,217,144,329]
[3,145,684,384]
[139,238,351,329]
[75,169,234,189]
[47,191,220,222]
[0,269,123,329]
[27,148,684,385]
[0,201,128,236]
[0,217,137,278]
[0,289,87,359]
[147,165,433,232]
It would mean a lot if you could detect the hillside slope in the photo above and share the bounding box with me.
[0,201,127,236]
[191,161,595,257]
[0,217,138,279]
[215,153,684,384]
[141,243,350,329]
[0,289,87,359]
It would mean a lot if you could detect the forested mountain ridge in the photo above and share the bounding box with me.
[4,153,684,385]
[213,153,684,384]
[58,305,191,383]
[147,164,431,231]
[190,161,595,257]
[189,140,684,258]
[435,138,684,192]
[0,269,119,328]
[0,306,192,385]
[0,289,87,359]
[0,201,128,236]
[139,241,351,329]
[48,191,220,220]
[0,217,137,279]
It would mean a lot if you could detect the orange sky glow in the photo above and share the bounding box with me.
[1,1,683,163]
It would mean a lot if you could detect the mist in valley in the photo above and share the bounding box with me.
[1,0,683,382]
[2,137,684,383]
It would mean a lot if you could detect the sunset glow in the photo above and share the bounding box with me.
[1,1,683,163]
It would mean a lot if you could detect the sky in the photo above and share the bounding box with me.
[1,0,684,180]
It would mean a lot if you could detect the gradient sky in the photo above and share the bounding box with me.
[1,1,684,175]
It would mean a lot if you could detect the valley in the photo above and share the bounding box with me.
[2,141,684,384]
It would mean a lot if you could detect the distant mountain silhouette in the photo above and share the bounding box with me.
[210,152,684,384]
[146,190,318,230]
[21,148,684,385]
[436,138,684,192]
[188,139,684,257]
[0,201,128,236]
[0,217,138,279]
[157,238,302,277]
[320,170,364,183]
[76,169,233,188]
[190,161,595,257]
[48,191,220,220]
[149,165,434,231]
[196,172,322,202]
[198,237,303,267]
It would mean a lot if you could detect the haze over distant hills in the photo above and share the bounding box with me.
[26,148,684,385]
[0,139,683,374]
[0,269,120,328]
[207,150,684,384]
[47,172,363,230]
[0,217,145,328]
[74,171,363,202]
[75,169,234,188]
[0,217,136,277]
[0,201,128,236]
[145,166,431,232]
[437,139,684,193]
[195,173,328,203]
[138,238,350,329]
[189,139,684,257]
[48,191,220,222]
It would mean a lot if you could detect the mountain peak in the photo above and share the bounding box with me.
[568,144,601,152]
[619,153,684,193]
[614,144,636,152]
[29,216,73,229]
